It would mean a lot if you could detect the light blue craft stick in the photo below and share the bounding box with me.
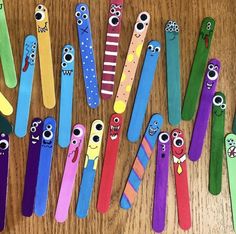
[15,35,37,138]
[34,117,56,217]
[58,45,75,148]
[127,41,161,143]
[165,20,181,125]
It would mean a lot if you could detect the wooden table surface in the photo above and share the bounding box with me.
[1,0,236,233]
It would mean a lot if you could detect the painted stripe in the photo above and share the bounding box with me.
[103,71,116,75]
[102,80,114,85]
[106,41,119,46]
[101,90,113,95]
[107,33,120,37]
[142,137,152,157]
[104,62,117,66]
[133,158,144,179]
[105,51,118,56]
[124,182,136,204]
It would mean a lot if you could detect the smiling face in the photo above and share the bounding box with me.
[110,114,122,141]
[35,4,49,32]
[213,92,226,118]
[0,133,9,156]
[205,59,220,90]
[75,4,90,35]
[30,118,43,145]
[165,20,179,40]
[147,41,161,58]
[225,134,236,158]
[134,12,150,38]
[108,3,122,32]
[149,120,160,136]
[61,45,75,76]
[171,129,186,158]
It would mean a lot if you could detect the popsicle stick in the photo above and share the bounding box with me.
[55,124,85,223]
[120,114,163,210]
[127,40,161,142]
[152,132,170,233]
[34,117,56,217]
[22,118,43,217]
[97,113,123,213]
[76,120,104,218]
[0,115,12,134]
[209,92,226,195]
[113,12,150,114]
[233,113,236,134]
[75,3,99,109]
[165,20,181,125]
[15,35,37,138]
[0,133,9,231]
[0,0,17,88]
[58,44,75,148]
[225,133,236,231]
[171,129,191,230]
[35,4,55,109]
[182,17,215,120]
[101,0,124,99]
[189,59,221,161]
[0,92,13,116]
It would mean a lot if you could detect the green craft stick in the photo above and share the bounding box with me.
[225,133,236,231]
[209,92,226,195]
[233,113,236,134]
[182,17,215,121]
[0,0,17,88]
[0,114,12,134]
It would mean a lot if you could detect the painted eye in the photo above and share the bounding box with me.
[213,95,223,106]
[221,104,226,110]
[32,44,37,50]
[116,11,121,17]
[46,124,52,130]
[43,130,53,140]
[174,137,184,148]
[109,16,119,26]
[207,22,211,30]
[155,47,160,52]
[35,11,45,21]
[93,135,100,142]
[64,53,74,63]
[30,127,36,133]
[61,62,67,68]
[118,5,122,9]
[77,19,83,25]
[208,64,214,70]
[82,14,88,19]
[72,139,77,145]
[73,128,83,137]
[207,69,218,81]
[159,133,169,144]
[95,123,103,131]
[114,117,120,123]
[0,140,9,150]
[64,48,69,53]
[172,132,178,137]
[110,8,116,14]
[80,6,86,12]
[135,22,145,33]
[75,11,81,18]
[111,4,116,8]
[140,13,148,22]
[30,53,35,59]
[153,121,158,125]
[148,45,153,51]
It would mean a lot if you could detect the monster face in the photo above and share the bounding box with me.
[110,114,122,141]
[35,4,49,33]
[225,134,236,158]
[30,118,43,145]
[75,4,90,36]
[213,92,226,117]
[205,59,220,90]
[41,118,56,148]
[0,133,9,156]
[134,12,150,38]
[23,37,37,72]
[200,17,215,49]
[147,41,161,58]
[109,3,122,31]
[158,132,170,157]
[171,129,185,158]
[149,119,161,136]
[61,45,75,76]
[165,20,179,41]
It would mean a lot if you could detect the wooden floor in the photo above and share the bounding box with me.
[1,0,236,233]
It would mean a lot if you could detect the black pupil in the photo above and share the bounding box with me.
[176,139,182,146]
[215,97,222,103]
[74,129,80,136]
[155,48,159,51]
[65,54,72,61]
[140,14,147,21]
[96,124,103,130]
[35,12,42,20]
[209,70,215,77]
[93,136,99,142]
[83,14,87,18]
[31,54,35,57]
[161,154,165,158]
[0,142,6,149]
[112,17,119,25]
[78,20,82,24]
[44,131,51,138]
[161,134,168,141]
[114,118,118,122]
[137,23,144,30]
[63,63,66,67]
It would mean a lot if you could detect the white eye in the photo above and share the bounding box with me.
[116,11,121,17]
[135,22,145,33]
[214,65,219,70]
[46,124,52,130]
[72,139,77,145]
[61,62,67,68]
[148,45,153,51]
[32,44,37,50]
[207,22,211,30]
[139,13,149,22]
[155,47,161,52]
[207,69,218,81]
[80,6,86,11]
[75,11,80,18]
[110,8,116,14]
[172,131,178,137]
[221,104,226,110]
[77,19,83,25]
[63,53,74,63]
[109,16,119,26]
[0,140,9,150]
[159,133,169,144]
[43,130,53,140]
[35,11,45,22]
[82,14,88,20]
[213,95,223,106]
[208,64,214,70]
[153,121,158,125]
[30,127,36,133]
[73,128,83,137]
[64,48,69,53]
[114,117,120,123]
[174,137,184,148]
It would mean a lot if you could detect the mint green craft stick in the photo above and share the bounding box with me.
[225,133,236,231]
[0,0,17,88]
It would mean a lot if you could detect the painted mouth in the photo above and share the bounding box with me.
[22,56,29,72]
[72,147,79,163]
[62,70,73,75]
[110,125,120,131]
[204,34,209,48]
[38,22,48,33]
[42,140,52,148]
[135,34,141,38]
[206,82,213,90]
[149,126,158,136]
[214,110,223,117]
[110,134,118,140]
[228,146,236,158]
[174,149,183,156]
[89,145,98,150]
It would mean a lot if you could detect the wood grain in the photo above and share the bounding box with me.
[0,0,235,233]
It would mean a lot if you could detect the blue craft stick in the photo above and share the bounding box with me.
[127,41,161,143]
[75,3,100,109]
[15,35,37,138]
[165,20,181,125]
[58,44,75,148]
[34,117,56,217]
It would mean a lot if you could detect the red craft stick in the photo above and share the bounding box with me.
[171,129,191,230]
[97,113,123,213]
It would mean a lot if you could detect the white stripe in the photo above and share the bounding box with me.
[107,33,119,37]
[105,51,118,56]
[106,41,119,46]
[103,71,116,75]
[102,80,114,85]
[101,90,113,95]
[104,62,116,66]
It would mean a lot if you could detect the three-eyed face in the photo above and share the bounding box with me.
[171,129,186,158]
[110,114,122,141]
[134,12,150,38]
[61,45,75,76]
[147,41,161,58]
[0,133,9,156]
[75,4,90,35]
[225,134,236,158]
[42,118,56,148]
[213,92,226,118]
[205,59,220,90]
[158,132,170,158]
[108,3,122,31]
[35,4,48,26]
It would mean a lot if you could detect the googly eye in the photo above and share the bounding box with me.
[46,124,52,130]
[77,19,83,25]
[32,45,36,50]
[37,4,44,10]
[148,45,153,50]
[61,62,67,68]
[82,14,88,20]
[214,65,219,70]
[73,128,83,137]
[32,121,40,127]
[110,8,116,14]
[72,139,77,145]
[172,132,178,137]
[140,13,148,22]
[93,135,100,143]
[208,64,214,70]
[213,95,223,106]
[109,16,119,26]
[0,140,9,150]
[114,117,120,123]
[111,4,116,8]
[155,47,161,52]
[80,5,86,12]
[95,123,103,131]
[135,22,145,33]
[75,11,81,18]
[221,104,226,110]
[64,53,74,63]
[174,137,184,148]
[30,127,36,133]
[159,133,169,144]
[207,69,218,81]
[43,130,53,140]
[64,48,69,53]
[30,53,35,59]
[35,11,45,21]
[116,11,121,17]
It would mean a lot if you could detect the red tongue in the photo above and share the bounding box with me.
[72,147,79,163]
[22,56,29,72]
[205,35,209,48]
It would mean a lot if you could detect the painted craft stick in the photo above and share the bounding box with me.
[0,133,9,231]
[22,118,43,217]
[120,114,163,210]
[58,45,75,148]
[165,20,181,125]
[76,120,104,218]
[55,124,85,223]
[34,117,56,217]
[233,113,236,134]
[75,3,99,109]
[101,0,124,99]
[97,113,123,213]
[35,4,56,109]
[0,0,17,88]
[15,35,37,138]
[127,41,161,142]
[152,132,170,233]
[209,92,226,195]
[189,59,220,161]
[182,17,215,120]
[0,114,12,134]
[113,12,150,114]
[225,134,236,230]
[0,92,13,116]
[171,129,191,230]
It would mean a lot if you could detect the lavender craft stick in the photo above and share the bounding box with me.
[152,132,170,233]
[189,59,221,161]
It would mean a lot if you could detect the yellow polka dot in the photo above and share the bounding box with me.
[121,73,126,82]
[126,85,131,93]
[114,100,126,114]
[127,54,134,62]
[136,44,143,57]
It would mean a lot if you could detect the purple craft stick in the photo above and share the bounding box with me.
[152,132,170,233]
[22,118,43,217]
[189,59,221,161]
[0,133,9,232]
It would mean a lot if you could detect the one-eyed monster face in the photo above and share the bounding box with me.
[61,45,75,76]
[213,92,226,118]
[0,133,9,156]
[201,17,215,48]
[75,4,90,35]
[147,41,161,58]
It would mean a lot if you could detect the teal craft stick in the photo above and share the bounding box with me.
[0,0,17,88]
[233,112,236,134]
[165,20,181,126]
[15,35,37,138]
